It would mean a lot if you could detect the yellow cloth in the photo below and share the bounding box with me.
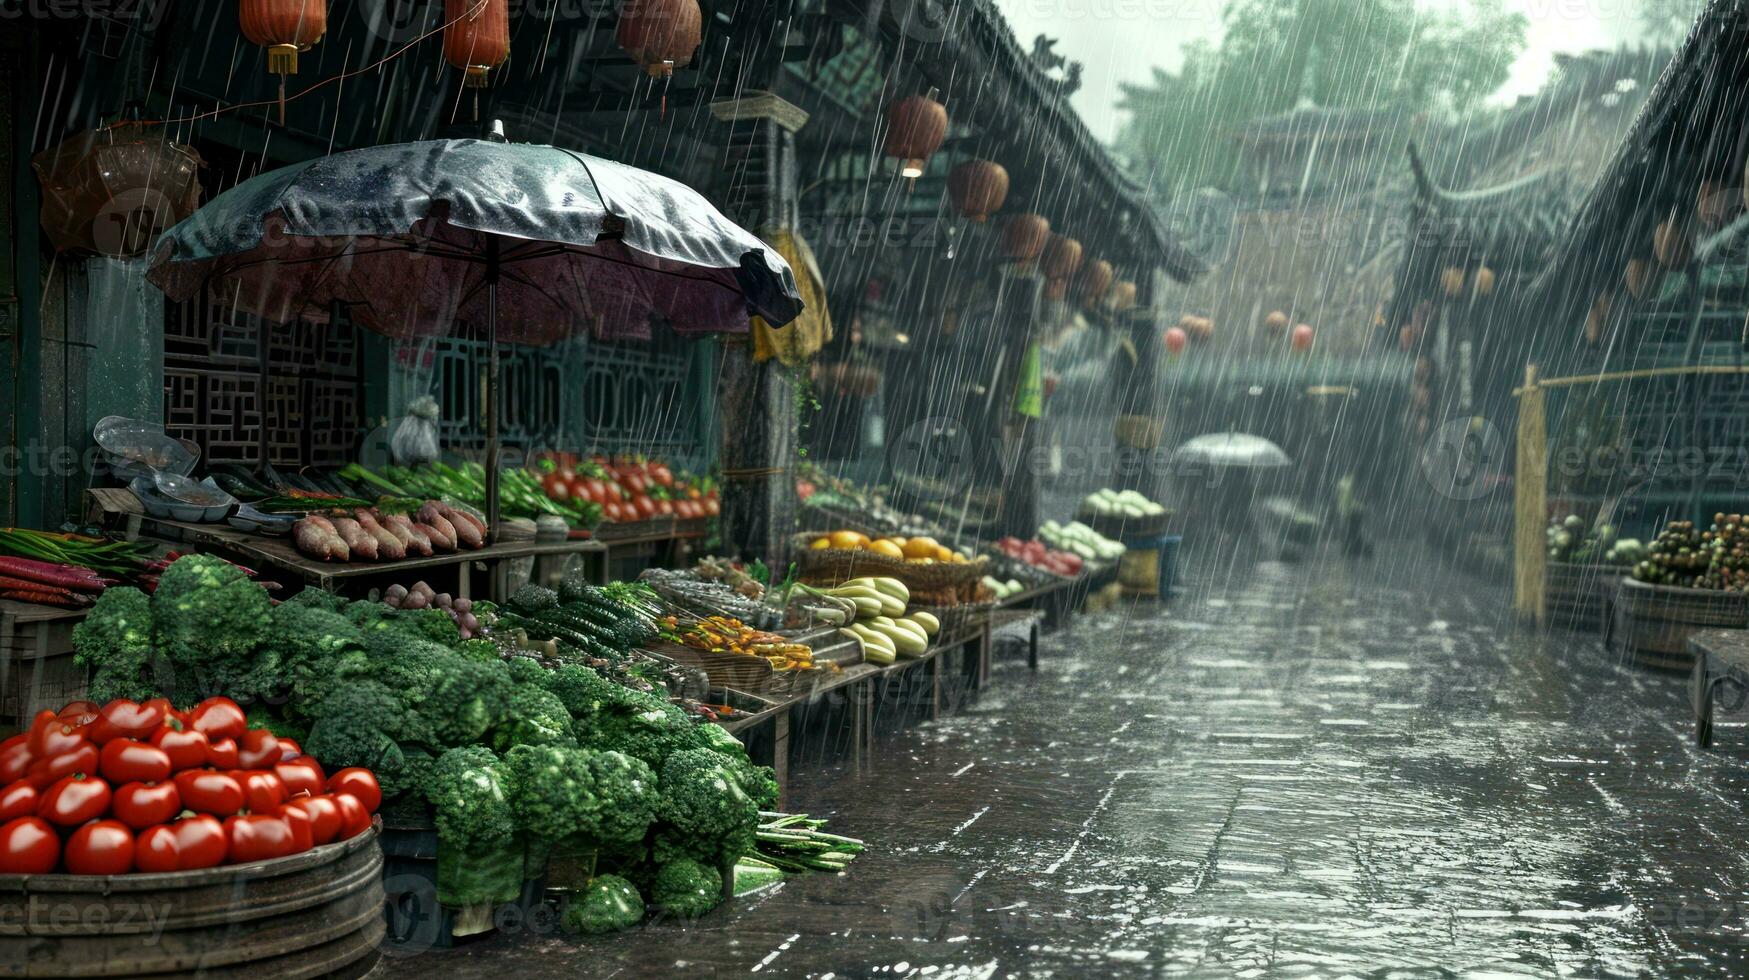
[751,227,833,366]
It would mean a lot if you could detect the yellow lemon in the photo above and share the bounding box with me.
[829,530,869,550]
[902,536,940,560]
[933,544,955,562]
[810,537,833,550]
[869,539,904,559]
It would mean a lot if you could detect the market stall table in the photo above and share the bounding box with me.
[0,598,91,728]
[86,487,605,600]
[1688,628,1749,747]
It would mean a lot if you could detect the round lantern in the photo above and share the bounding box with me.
[1108,280,1138,312]
[1586,292,1612,344]
[884,89,947,179]
[1003,213,1050,263]
[616,0,701,79]
[444,0,510,88]
[1078,259,1114,307]
[947,159,1009,222]
[1654,219,1692,267]
[1700,180,1733,227]
[31,124,203,257]
[1164,327,1187,356]
[1440,267,1465,298]
[1624,258,1656,300]
[1398,325,1416,352]
[239,0,326,121]
[1264,310,1289,335]
[1041,234,1083,300]
[1473,266,1496,296]
[1291,324,1314,351]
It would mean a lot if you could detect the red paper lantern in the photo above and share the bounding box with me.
[616,0,702,79]
[1041,235,1083,300]
[947,159,1009,222]
[1003,213,1050,262]
[1078,259,1114,307]
[1291,324,1314,351]
[1164,327,1187,356]
[445,0,510,88]
[239,0,326,76]
[884,90,948,179]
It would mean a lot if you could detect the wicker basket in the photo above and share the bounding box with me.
[793,534,986,592]
[1078,508,1173,541]
[1609,577,1749,671]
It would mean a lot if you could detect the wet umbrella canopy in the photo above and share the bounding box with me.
[146,132,803,342]
[1170,432,1294,469]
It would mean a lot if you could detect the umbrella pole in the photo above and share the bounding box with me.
[485,239,501,544]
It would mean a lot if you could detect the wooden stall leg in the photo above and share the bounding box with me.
[772,712,790,808]
[1028,619,1040,671]
[930,656,942,721]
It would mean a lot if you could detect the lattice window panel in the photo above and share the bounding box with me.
[433,339,569,452]
[575,338,696,458]
[162,290,363,467]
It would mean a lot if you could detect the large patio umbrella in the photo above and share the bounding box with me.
[1170,432,1293,469]
[147,126,803,536]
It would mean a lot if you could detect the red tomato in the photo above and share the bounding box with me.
[331,792,373,839]
[544,475,570,501]
[224,814,298,863]
[583,478,607,503]
[150,726,210,772]
[57,700,101,726]
[704,497,720,517]
[276,802,314,853]
[274,757,325,799]
[236,730,280,770]
[602,480,624,502]
[173,770,244,816]
[99,739,172,785]
[233,770,287,813]
[205,738,240,770]
[657,498,675,516]
[141,698,186,731]
[170,814,227,870]
[554,465,577,485]
[284,795,342,845]
[37,774,111,827]
[86,699,166,745]
[27,742,98,789]
[325,768,382,814]
[650,463,674,488]
[0,816,60,874]
[0,781,38,821]
[622,472,646,495]
[112,781,181,830]
[0,735,32,784]
[64,820,134,875]
[134,824,180,872]
[635,495,658,519]
[28,710,88,758]
[276,738,304,762]
[189,698,246,742]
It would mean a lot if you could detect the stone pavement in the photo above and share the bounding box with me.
[373,547,1749,977]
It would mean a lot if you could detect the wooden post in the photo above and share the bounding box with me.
[1514,364,1548,622]
[711,93,809,568]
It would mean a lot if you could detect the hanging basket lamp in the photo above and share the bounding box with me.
[32,123,203,257]
[884,88,947,180]
[1041,234,1083,300]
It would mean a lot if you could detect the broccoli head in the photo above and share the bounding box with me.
[149,555,273,705]
[504,656,548,688]
[457,638,501,663]
[305,713,411,798]
[591,697,713,767]
[420,658,512,747]
[72,586,157,704]
[562,875,644,935]
[490,685,574,752]
[653,748,759,868]
[282,588,348,613]
[541,664,630,718]
[586,750,658,848]
[428,745,517,849]
[502,743,598,859]
[650,858,722,920]
[395,607,463,647]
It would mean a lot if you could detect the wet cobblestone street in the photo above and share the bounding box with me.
[379,548,1749,977]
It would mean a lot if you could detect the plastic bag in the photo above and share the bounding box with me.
[391,395,441,467]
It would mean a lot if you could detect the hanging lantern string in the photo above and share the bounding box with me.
[102,0,491,132]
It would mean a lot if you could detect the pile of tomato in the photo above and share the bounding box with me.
[0,696,379,875]
[535,453,720,524]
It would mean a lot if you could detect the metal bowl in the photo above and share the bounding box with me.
[95,416,198,479]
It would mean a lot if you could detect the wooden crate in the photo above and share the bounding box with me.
[0,601,89,730]
[1607,577,1749,671]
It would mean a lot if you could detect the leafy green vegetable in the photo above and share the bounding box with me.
[650,858,722,919]
[652,748,758,869]
[491,685,575,752]
[72,587,157,704]
[561,875,644,935]
[150,555,273,706]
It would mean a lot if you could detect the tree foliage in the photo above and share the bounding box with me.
[1116,0,1528,193]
